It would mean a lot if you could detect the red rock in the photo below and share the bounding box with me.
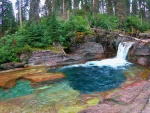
[79,80,150,113]
[0,66,64,88]
[137,57,149,67]
[23,73,65,83]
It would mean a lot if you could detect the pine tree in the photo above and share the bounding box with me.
[132,0,138,15]
[15,0,30,21]
[113,0,126,28]
[0,0,15,37]
[45,0,53,16]
[47,12,60,42]
[29,0,40,23]
[125,0,130,15]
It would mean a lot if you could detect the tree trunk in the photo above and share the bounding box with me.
[19,0,22,27]
[92,0,99,16]
[107,0,113,15]
[113,0,126,28]
[29,0,40,23]
[1,0,4,36]
[132,0,138,15]
[62,0,65,17]
[45,0,52,16]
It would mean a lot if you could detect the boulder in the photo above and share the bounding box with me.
[131,41,150,56]
[77,42,104,55]
[129,41,150,67]
[139,33,148,38]
[137,57,149,67]
[76,42,105,61]
[20,52,32,63]
[139,32,150,39]
[28,42,105,66]
[1,62,25,70]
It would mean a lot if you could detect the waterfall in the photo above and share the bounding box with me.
[117,42,134,60]
[64,41,135,68]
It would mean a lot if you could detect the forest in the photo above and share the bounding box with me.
[0,0,150,64]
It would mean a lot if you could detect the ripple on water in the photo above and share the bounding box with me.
[49,64,128,94]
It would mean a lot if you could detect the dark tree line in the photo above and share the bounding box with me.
[0,0,150,37]
[0,0,15,37]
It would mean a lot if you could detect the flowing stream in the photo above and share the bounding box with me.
[49,42,135,93]
[0,41,138,113]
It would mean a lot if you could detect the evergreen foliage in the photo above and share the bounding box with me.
[46,12,61,42]
[125,15,150,32]
[0,0,150,64]
[91,14,119,30]
[0,0,16,36]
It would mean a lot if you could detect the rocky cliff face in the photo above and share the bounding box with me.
[28,42,105,66]
[129,41,150,67]
[2,29,150,70]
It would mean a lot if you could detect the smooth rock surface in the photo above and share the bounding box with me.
[28,42,105,66]
[79,80,150,113]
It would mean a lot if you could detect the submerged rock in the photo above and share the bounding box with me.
[24,73,65,83]
[0,66,65,89]
[79,80,150,113]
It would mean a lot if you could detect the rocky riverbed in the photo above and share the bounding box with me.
[0,64,150,113]
[0,30,150,113]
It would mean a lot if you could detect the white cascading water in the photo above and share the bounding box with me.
[117,42,135,60]
[62,41,135,69]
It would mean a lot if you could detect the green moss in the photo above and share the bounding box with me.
[58,105,87,113]
[87,98,100,106]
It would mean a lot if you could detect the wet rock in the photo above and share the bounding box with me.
[131,41,150,56]
[79,81,150,113]
[129,41,150,67]
[0,66,64,89]
[24,73,65,83]
[137,57,149,67]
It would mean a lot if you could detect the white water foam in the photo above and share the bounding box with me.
[117,42,135,60]
[62,42,134,69]
[84,42,135,68]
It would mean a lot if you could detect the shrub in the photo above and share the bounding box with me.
[15,45,33,55]
[125,15,150,32]
[91,14,119,30]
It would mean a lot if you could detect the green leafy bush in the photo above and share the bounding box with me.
[91,14,119,30]
[125,15,150,32]
[1,12,149,64]
[15,45,33,55]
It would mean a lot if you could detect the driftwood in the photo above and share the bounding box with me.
[119,34,150,44]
